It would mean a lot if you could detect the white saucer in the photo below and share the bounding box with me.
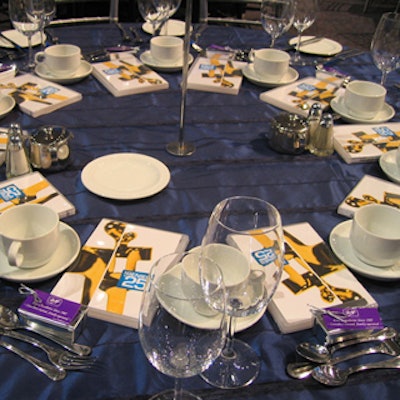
[35,60,93,84]
[0,29,42,48]
[330,96,395,124]
[329,220,400,281]
[142,19,190,36]
[379,150,400,184]
[81,153,171,200]
[0,222,81,283]
[243,64,299,88]
[0,94,15,119]
[140,50,194,72]
[289,36,343,56]
[157,262,266,332]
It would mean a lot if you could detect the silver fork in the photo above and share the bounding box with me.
[0,328,96,370]
[0,339,66,381]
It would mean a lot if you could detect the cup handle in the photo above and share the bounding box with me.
[34,52,45,64]
[8,241,23,267]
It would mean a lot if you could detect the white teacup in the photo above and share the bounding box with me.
[349,204,400,267]
[0,204,60,269]
[253,48,290,81]
[150,36,183,64]
[35,44,81,77]
[343,80,386,120]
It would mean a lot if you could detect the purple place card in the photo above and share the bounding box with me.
[322,307,384,331]
[19,289,81,326]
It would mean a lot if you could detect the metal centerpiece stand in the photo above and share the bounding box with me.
[166,0,196,156]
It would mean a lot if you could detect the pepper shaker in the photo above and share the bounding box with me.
[306,103,322,150]
[308,113,334,157]
[5,123,32,179]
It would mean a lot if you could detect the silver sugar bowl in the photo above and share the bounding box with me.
[269,113,309,155]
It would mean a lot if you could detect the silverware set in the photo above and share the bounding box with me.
[0,305,96,380]
[287,327,400,385]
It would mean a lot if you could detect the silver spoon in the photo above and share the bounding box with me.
[312,355,400,386]
[0,305,91,356]
[296,327,398,363]
[287,339,400,379]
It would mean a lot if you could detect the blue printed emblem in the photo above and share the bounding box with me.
[252,247,277,266]
[0,184,24,202]
[117,270,148,291]
[373,126,396,138]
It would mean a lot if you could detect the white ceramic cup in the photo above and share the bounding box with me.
[349,204,400,267]
[343,80,386,120]
[253,48,290,81]
[35,44,81,77]
[0,204,60,269]
[150,36,183,64]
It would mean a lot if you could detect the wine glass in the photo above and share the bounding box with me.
[39,0,56,48]
[162,0,182,35]
[260,0,295,48]
[370,12,400,86]
[137,0,172,36]
[139,251,227,400]
[291,0,318,65]
[200,196,285,389]
[9,0,43,70]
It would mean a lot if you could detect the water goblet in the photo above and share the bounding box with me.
[260,0,295,48]
[291,0,318,66]
[9,0,43,71]
[137,0,172,36]
[200,196,285,389]
[370,12,400,86]
[138,251,227,400]
[39,0,56,48]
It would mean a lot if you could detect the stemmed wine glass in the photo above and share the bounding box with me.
[9,0,43,70]
[370,12,400,86]
[291,0,318,65]
[137,0,172,36]
[38,0,56,48]
[139,251,227,400]
[260,0,295,48]
[200,196,285,389]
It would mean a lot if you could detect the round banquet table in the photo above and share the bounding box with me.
[0,23,399,400]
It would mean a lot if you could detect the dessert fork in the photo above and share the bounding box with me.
[0,328,96,370]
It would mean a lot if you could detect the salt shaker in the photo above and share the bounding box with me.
[306,103,322,150]
[5,123,32,179]
[308,113,334,157]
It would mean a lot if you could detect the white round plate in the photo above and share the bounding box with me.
[0,94,15,119]
[142,19,190,36]
[35,60,93,84]
[331,96,395,124]
[289,35,343,56]
[329,220,400,281]
[379,150,400,184]
[0,222,81,283]
[81,153,171,200]
[243,64,299,88]
[0,29,42,48]
[140,50,194,72]
[157,262,266,332]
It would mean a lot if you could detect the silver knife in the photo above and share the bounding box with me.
[285,36,323,51]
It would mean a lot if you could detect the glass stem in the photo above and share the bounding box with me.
[294,31,303,61]
[270,35,276,48]
[27,35,34,69]
[222,316,236,358]
[380,70,388,86]
[173,378,183,400]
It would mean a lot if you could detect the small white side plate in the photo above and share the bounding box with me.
[35,60,93,84]
[289,35,343,56]
[331,96,395,124]
[142,19,190,36]
[243,64,299,88]
[140,50,194,72]
[0,29,42,48]
[379,150,400,184]
[329,220,400,281]
[0,222,81,283]
[81,153,171,200]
